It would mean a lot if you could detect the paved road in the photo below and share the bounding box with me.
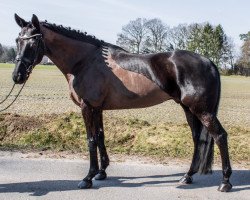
[0,152,249,200]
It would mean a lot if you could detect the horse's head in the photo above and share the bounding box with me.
[13,14,45,84]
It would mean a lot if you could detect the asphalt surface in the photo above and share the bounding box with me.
[0,152,249,200]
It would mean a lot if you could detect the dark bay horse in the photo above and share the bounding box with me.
[13,14,232,192]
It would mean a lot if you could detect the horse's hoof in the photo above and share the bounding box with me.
[78,180,93,189]
[218,181,232,192]
[179,174,193,184]
[95,170,107,180]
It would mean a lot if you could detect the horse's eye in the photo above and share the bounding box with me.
[15,38,18,43]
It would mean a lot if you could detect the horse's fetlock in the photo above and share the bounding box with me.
[89,168,99,176]
[223,167,232,178]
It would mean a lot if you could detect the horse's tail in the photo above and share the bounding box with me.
[197,126,214,174]
[197,62,220,174]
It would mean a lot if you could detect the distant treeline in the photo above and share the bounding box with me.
[0,43,16,63]
[234,66,250,76]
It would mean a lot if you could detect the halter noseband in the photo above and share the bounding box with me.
[18,33,43,40]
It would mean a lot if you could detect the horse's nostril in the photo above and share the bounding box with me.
[16,73,21,81]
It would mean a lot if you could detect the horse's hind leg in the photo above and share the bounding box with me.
[197,112,232,192]
[95,111,110,180]
[179,104,203,184]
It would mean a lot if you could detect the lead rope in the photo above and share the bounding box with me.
[0,61,36,113]
[0,82,26,112]
[0,83,16,104]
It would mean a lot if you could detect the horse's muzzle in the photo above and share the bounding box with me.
[12,72,26,84]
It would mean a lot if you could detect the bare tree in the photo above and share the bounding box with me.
[169,24,191,50]
[116,18,148,53]
[237,31,250,68]
[238,39,250,68]
[221,37,236,69]
[143,18,171,53]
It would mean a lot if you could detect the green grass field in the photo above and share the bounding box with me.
[0,63,249,165]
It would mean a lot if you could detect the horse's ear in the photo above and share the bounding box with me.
[31,14,40,31]
[14,13,28,28]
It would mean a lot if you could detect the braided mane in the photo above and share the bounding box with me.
[41,21,104,47]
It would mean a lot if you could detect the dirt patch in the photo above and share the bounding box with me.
[1,113,43,131]
[0,113,53,141]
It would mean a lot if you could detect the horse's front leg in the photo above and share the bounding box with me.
[78,104,99,189]
[95,110,110,180]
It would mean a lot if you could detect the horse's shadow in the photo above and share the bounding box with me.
[0,170,249,196]
[176,170,250,192]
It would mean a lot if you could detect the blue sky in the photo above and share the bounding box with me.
[0,0,249,52]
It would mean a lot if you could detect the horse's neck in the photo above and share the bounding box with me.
[42,27,97,77]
